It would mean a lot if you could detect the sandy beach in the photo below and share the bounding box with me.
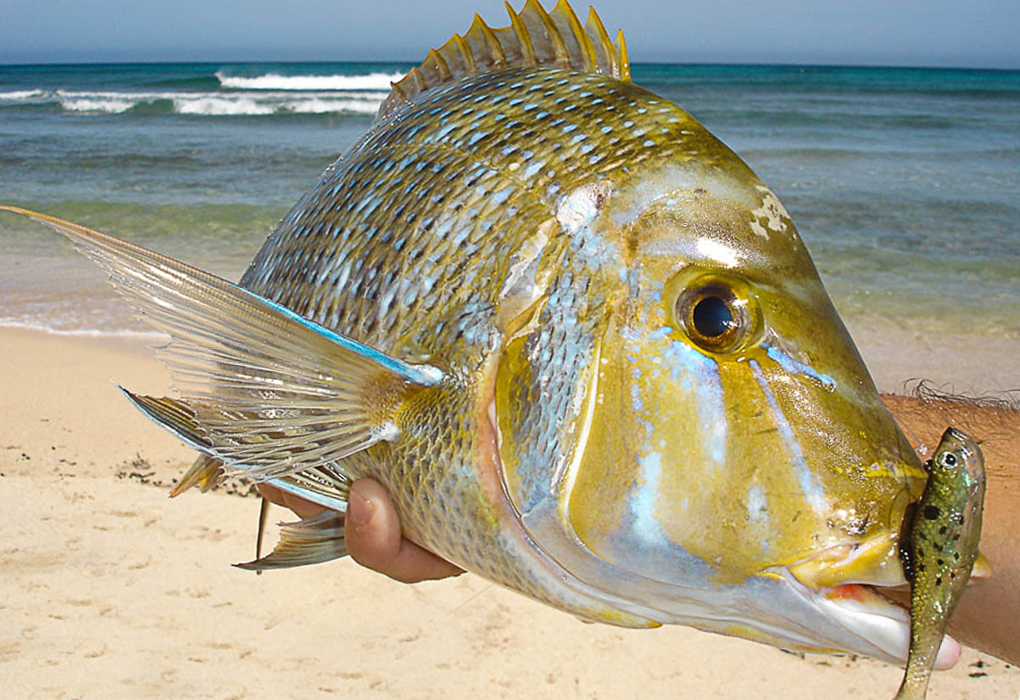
[1,325,1017,699]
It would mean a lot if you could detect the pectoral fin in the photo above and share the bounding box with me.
[120,391,209,451]
[2,206,444,482]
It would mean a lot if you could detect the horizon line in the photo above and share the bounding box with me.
[2,58,1018,73]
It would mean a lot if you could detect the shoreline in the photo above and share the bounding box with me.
[2,326,1018,698]
[846,320,1020,399]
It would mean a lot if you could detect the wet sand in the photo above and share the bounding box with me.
[1,327,1018,699]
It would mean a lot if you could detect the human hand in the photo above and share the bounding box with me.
[257,478,464,583]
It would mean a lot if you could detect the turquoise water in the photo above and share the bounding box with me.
[1,62,1018,337]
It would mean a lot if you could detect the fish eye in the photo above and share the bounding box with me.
[692,296,734,338]
[942,453,958,468]
[674,278,756,354]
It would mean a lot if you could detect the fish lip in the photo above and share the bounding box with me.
[786,532,909,590]
[778,564,963,670]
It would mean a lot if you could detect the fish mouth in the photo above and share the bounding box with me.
[787,577,962,670]
[781,533,979,669]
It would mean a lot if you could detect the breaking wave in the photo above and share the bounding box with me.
[0,89,47,100]
[215,71,404,91]
[0,89,388,117]
[0,71,401,117]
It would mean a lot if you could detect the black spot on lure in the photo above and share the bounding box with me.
[895,428,986,700]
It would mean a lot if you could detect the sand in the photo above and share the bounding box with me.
[2,326,1018,699]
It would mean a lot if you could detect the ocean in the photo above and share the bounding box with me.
[1,62,1018,344]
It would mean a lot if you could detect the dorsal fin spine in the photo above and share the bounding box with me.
[388,79,409,103]
[428,48,452,81]
[374,1,630,123]
[451,33,476,72]
[615,29,631,82]
[410,69,428,93]
[552,0,596,72]
[585,8,617,78]
[471,14,507,66]
[529,0,570,64]
[505,2,538,66]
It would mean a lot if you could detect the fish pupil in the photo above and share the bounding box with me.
[692,296,734,338]
[943,453,958,467]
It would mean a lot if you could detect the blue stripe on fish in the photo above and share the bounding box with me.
[257,294,445,387]
[750,360,828,513]
[765,345,836,390]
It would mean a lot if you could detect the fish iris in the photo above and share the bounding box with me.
[674,279,753,354]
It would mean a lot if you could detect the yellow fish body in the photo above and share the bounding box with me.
[1,0,951,667]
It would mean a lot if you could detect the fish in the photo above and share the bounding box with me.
[894,428,986,700]
[0,0,966,668]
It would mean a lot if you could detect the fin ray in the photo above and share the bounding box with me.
[170,454,225,497]
[121,392,353,508]
[235,510,348,571]
[585,7,620,79]
[548,0,595,71]
[2,206,442,482]
[529,0,570,64]
[375,0,629,122]
[505,1,538,66]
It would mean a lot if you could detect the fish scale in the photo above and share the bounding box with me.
[3,0,960,667]
[240,67,693,367]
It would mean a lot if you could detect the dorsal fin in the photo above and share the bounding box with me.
[376,0,630,122]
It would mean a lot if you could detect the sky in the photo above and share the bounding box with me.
[1,0,1018,69]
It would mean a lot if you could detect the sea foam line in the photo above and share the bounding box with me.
[0,318,168,342]
[215,71,405,91]
[0,89,46,100]
[0,84,393,116]
[43,89,388,116]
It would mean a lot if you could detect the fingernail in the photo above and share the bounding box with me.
[348,491,373,527]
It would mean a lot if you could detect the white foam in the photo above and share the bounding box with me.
[0,318,167,342]
[172,94,385,116]
[3,81,392,116]
[56,90,156,113]
[216,71,404,91]
[174,96,276,116]
[42,88,386,117]
[0,90,45,101]
[285,98,382,115]
[60,96,138,114]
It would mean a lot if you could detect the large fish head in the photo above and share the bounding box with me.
[501,141,935,663]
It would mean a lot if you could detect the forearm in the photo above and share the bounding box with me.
[882,394,1020,665]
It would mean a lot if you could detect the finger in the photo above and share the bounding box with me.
[255,483,326,520]
[344,478,464,583]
